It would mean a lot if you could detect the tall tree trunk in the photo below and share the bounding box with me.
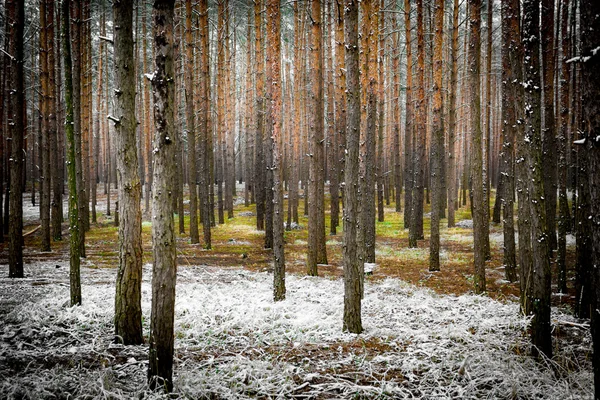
[403,0,414,230]
[483,0,492,260]
[113,0,143,346]
[7,0,25,278]
[198,0,212,248]
[244,4,254,208]
[328,1,340,235]
[542,0,557,252]
[409,0,426,247]
[499,0,518,283]
[523,0,552,359]
[392,3,402,214]
[254,0,266,232]
[429,0,444,272]
[342,0,362,335]
[185,0,199,244]
[468,0,486,294]
[39,0,52,252]
[376,0,385,224]
[267,0,285,302]
[62,0,81,305]
[307,0,327,275]
[557,0,570,294]
[49,0,61,241]
[148,0,177,391]
[447,0,459,227]
[580,0,600,394]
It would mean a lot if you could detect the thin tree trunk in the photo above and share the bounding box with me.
[447,0,459,228]
[403,0,414,230]
[254,0,266,232]
[40,0,51,252]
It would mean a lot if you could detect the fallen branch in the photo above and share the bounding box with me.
[23,225,41,237]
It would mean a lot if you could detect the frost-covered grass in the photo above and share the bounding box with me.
[0,262,592,399]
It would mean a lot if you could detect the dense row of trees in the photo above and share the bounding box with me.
[1,0,599,395]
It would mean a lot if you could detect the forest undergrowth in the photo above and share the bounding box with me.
[0,188,592,399]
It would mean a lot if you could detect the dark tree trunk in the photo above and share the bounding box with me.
[447,0,459,228]
[254,0,266,232]
[62,0,81,305]
[199,0,212,249]
[113,0,143,346]
[403,0,414,231]
[342,0,362,335]
[148,0,177,392]
[499,0,518,283]
[40,0,51,252]
[7,0,25,278]
[523,0,552,359]
[468,0,486,294]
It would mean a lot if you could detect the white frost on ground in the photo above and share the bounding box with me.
[0,263,592,399]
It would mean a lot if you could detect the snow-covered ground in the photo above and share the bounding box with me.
[0,263,592,399]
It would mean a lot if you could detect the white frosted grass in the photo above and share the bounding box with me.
[0,263,592,399]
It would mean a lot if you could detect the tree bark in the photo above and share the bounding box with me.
[447,0,459,228]
[254,0,266,232]
[7,0,25,278]
[148,0,177,392]
[40,0,52,252]
[403,0,414,230]
[113,0,143,346]
[342,0,362,334]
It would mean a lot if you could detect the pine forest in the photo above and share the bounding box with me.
[0,0,598,398]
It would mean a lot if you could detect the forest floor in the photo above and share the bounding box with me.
[0,187,593,399]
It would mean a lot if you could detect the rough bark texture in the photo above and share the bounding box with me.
[403,0,414,230]
[429,0,444,272]
[392,5,402,213]
[447,0,459,228]
[49,0,61,242]
[7,0,24,278]
[307,0,327,276]
[557,0,570,294]
[468,0,486,294]
[409,0,425,247]
[541,0,557,251]
[254,0,266,232]
[185,0,199,244]
[342,0,362,334]
[62,0,81,305]
[199,0,212,249]
[580,0,600,394]
[499,0,518,283]
[148,0,177,391]
[40,0,51,252]
[113,0,143,346]
[523,0,552,359]
[267,0,285,302]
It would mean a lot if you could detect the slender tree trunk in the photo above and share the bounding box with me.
[254,0,266,232]
[39,0,52,252]
[523,0,552,359]
[468,0,486,294]
[499,0,518,283]
[7,0,25,278]
[429,0,444,272]
[392,4,402,214]
[447,0,459,228]
[113,0,143,346]
[404,0,414,230]
[307,0,327,275]
[557,0,570,294]
[342,0,362,335]
[267,0,285,302]
[148,0,177,391]
[62,0,81,305]
[328,1,340,235]
[198,0,211,249]
[376,0,385,224]
[185,0,199,244]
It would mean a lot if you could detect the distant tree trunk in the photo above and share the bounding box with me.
[342,0,362,335]
[62,0,81,305]
[482,0,492,260]
[224,3,235,221]
[307,0,327,275]
[254,0,266,232]
[70,0,86,258]
[185,0,199,244]
[113,0,143,346]
[447,0,459,228]
[557,0,570,294]
[148,0,177,391]
[376,0,385,224]
[468,0,486,294]
[143,3,153,216]
[523,0,552,359]
[580,0,600,394]
[244,4,254,209]
[429,0,444,272]
[392,5,402,214]
[216,1,226,226]
[328,1,340,235]
[267,0,285,302]
[499,0,518,283]
[198,0,212,249]
[409,0,426,247]
[403,0,414,230]
[40,0,52,252]
[7,0,25,278]
[541,0,557,252]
